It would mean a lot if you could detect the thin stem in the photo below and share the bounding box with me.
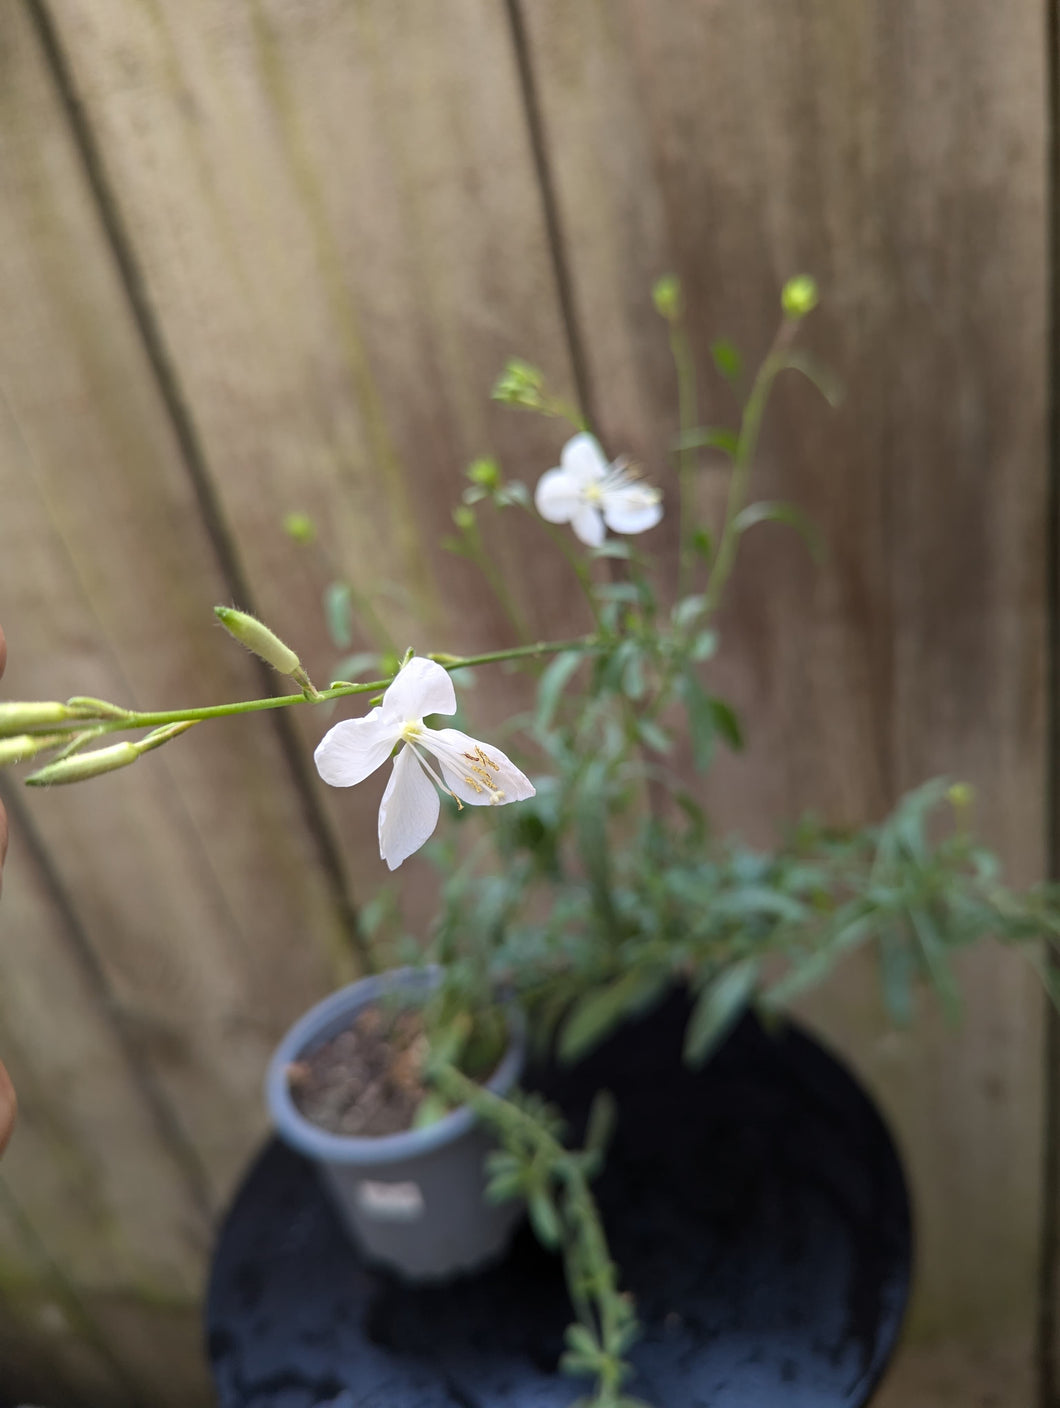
[458,519,535,646]
[6,638,601,746]
[702,317,797,616]
[669,320,699,596]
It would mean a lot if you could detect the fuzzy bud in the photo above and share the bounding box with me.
[0,733,66,766]
[215,607,302,678]
[26,741,140,786]
[466,457,501,491]
[781,275,819,320]
[652,274,682,321]
[0,702,78,737]
[283,511,317,545]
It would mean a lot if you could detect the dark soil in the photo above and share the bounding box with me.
[287,1004,430,1137]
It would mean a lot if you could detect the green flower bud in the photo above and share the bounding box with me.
[781,275,819,320]
[0,733,66,766]
[283,511,316,545]
[214,607,302,677]
[492,359,546,409]
[452,505,476,532]
[947,782,975,808]
[652,274,682,320]
[0,701,77,736]
[466,457,501,490]
[27,741,140,786]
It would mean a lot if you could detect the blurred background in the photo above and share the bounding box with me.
[0,2,1052,1404]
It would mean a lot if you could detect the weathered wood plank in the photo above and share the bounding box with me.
[40,0,587,924]
[0,0,352,1215]
[521,0,1048,1377]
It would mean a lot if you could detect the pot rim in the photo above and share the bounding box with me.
[266,965,525,1165]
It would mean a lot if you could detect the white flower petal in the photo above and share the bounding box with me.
[602,484,664,536]
[380,656,457,723]
[535,466,582,524]
[560,432,609,488]
[425,726,536,808]
[378,745,441,870]
[314,708,397,787]
[570,503,606,547]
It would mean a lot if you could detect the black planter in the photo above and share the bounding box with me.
[207,992,911,1407]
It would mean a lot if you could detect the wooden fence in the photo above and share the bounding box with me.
[0,2,1052,1403]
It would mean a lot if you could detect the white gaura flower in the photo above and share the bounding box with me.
[314,656,535,871]
[534,432,663,548]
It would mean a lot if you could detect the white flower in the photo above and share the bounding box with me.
[534,432,663,547]
[314,657,535,871]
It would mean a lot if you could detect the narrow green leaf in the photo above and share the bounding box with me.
[323,580,354,649]
[781,349,844,406]
[528,1189,562,1249]
[707,696,744,751]
[672,594,708,630]
[585,1090,618,1157]
[537,652,583,729]
[592,540,634,560]
[635,718,672,754]
[560,968,670,1064]
[710,339,743,383]
[678,671,715,771]
[676,425,741,457]
[732,501,825,562]
[684,958,759,1065]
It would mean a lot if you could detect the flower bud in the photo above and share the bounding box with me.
[466,457,501,490]
[652,274,682,321]
[946,782,975,809]
[452,505,476,532]
[214,607,302,677]
[26,741,140,786]
[492,359,546,409]
[0,701,77,736]
[0,733,66,766]
[781,275,819,320]
[283,511,316,545]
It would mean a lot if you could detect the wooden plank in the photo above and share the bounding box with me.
[521,0,1048,1368]
[39,0,588,925]
[0,0,352,1224]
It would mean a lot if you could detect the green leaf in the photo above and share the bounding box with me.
[528,1189,562,1249]
[732,501,825,562]
[684,958,759,1065]
[878,926,915,1024]
[710,339,743,384]
[537,652,583,729]
[672,594,708,630]
[678,670,714,771]
[323,581,354,650]
[707,696,743,751]
[691,526,714,561]
[592,540,634,560]
[909,907,962,1021]
[781,350,844,407]
[676,425,740,457]
[560,968,670,1064]
[411,1093,450,1130]
[690,629,718,662]
[331,651,379,682]
[635,718,672,754]
[496,479,530,508]
[585,1090,618,1157]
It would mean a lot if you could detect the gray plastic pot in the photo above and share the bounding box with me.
[266,966,525,1282]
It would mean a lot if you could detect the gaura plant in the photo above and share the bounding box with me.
[4,276,1060,1408]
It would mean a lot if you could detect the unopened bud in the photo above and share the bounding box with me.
[137,721,198,754]
[652,274,682,321]
[466,457,501,491]
[0,733,66,766]
[0,702,76,736]
[781,275,819,320]
[947,782,974,809]
[27,741,140,786]
[283,511,316,545]
[215,607,302,677]
[452,505,476,532]
[492,359,546,409]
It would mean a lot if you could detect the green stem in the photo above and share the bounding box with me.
[459,521,535,646]
[702,318,797,616]
[8,638,600,744]
[669,320,699,596]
